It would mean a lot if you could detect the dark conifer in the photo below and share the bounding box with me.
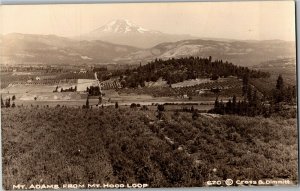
[276,75,284,90]
[232,95,237,113]
[1,96,4,107]
[86,96,89,108]
[242,73,249,96]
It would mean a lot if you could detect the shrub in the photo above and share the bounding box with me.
[130,103,137,108]
[157,104,165,112]
[141,105,149,111]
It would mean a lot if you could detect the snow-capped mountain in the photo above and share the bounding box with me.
[92,19,161,34]
[81,19,196,48]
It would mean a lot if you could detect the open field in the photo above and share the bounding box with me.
[2,107,297,189]
[1,84,218,109]
[171,78,212,88]
[6,98,215,111]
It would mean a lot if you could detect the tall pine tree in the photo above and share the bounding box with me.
[1,96,4,108]
[86,96,90,108]
[242,73,249,96]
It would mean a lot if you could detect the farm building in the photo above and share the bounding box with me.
[183,94,189,99]
[195,89,210,94]
[79,69,87,73]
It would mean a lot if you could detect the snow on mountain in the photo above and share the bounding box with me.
[93,19,159,34]
[81,19,195,48]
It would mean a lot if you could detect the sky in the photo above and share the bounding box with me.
[0,1,296,41]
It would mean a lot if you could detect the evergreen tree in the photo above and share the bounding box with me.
[226,99,232,114]
[276,75,284,90]
[130,103,137,108]
[141,105,149,111]
[157,104,165,112]
[5,98,11,108]
[247,85,252,102]
[86,96,90,108]
[12,95,16,101]
[192,110,199,120]
[213,97,221,114]
[242,73,249,96]
[115,102,119,109]
[157,111,164,120]
[214,97,220,111]
[1,96,4,108]
[232,95,237,113]
[236,101,241,115]
[211,74,219,80]
[252,90,258,107]
[240,100,247,115]
[191,106,195,112]
[219,100,225,115]
[274,75,285,103]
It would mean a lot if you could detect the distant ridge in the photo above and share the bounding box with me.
[1,33,295,67]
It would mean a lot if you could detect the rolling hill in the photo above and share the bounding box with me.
[251,57,296,84]
[119,39,296,66]
[1,33,296,68]
[0,33,140,66]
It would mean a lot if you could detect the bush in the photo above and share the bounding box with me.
[130,103,137,108]
[157,104,165,112]
[141,105,149,111]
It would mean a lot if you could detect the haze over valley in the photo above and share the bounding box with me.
[0,19,296,68]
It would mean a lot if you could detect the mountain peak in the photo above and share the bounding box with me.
[84,19,194,48]
[93,19,159,34]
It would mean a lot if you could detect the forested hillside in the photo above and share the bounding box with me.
[116,57,270,88]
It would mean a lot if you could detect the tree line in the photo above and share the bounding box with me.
[1,95,16,108]
[210,74,296,117]
[53,86,77,93]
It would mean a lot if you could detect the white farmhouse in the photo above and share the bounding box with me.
[79,69,87,73]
